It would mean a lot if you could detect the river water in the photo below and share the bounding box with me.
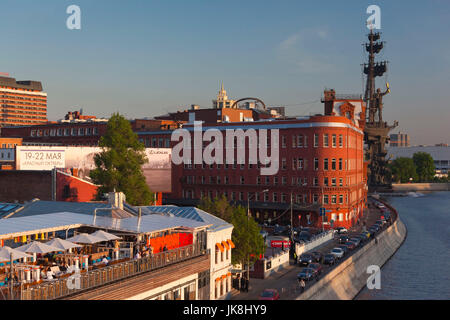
[356,191,450,300]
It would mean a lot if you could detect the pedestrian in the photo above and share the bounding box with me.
[240,276,245,292]
[245,278,249,292]
[300,279,306,293]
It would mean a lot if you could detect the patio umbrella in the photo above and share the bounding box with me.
[91,230,121,241]
[66,233,104,244]
[46,238,83,251]
[16,241,61,254]
[0,246,32,262]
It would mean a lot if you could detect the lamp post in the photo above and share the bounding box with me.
[246,189,268,284]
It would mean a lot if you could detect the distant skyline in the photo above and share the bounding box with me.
[1,0,449,145]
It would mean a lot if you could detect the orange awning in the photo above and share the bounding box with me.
[216,243,224,252]
[215,277,222,282]
[221,274,227,280]
[221,241,230,250]
[227,272,232,277]
[227,239,235,249]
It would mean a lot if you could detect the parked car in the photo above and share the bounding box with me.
[360,231,371,240]
[354,234,367,244]
[297,268,317,281]
[344,241,356,250]
[339,235,350,244]
[259,289,280,300]
[298,253,314,266]
[336,227,348,234]
[322,254,336,265]
[330,248,344,259]
[349,237,361,247]
[296,231,312,242]
[311,251,323,263]
[273,226,289,236]
[308,263,323,276]
[337,244,349,255]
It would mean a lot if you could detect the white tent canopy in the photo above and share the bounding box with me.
[46,238,82,251]
[91,230,121,241]
[16,241,61,254]
[66,233,104,244]
[0,246,32,262]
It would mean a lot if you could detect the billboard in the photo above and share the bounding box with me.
[16,146,172,192]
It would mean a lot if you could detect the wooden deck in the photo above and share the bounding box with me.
[66,253,210,300]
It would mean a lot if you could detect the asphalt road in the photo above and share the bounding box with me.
[232,200,390,300]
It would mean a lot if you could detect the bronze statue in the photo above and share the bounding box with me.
[374,83,390,123]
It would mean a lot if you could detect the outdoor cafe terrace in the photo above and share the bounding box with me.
[0,212,211,300]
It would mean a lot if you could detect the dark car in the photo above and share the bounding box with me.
[350,237,361,247]
[335,227,348,234]
[296,231,312,242]
[259,289,280,300]
[311,251,323,263]
[297,268,316,281]
[322,254,336,265]
[339,235,350,244]
[337,244,349,255]
[298,253,314,266]
[344,241,356,250]
[273,226,289,236]
[308,262,323,275]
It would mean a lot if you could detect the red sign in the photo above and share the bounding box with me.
[270,240,291,248]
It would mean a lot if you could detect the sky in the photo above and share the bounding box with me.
[1,0,449,145]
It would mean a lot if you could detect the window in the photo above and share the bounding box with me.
[64,128,70,136]
[297,135,303,148]
[273,193,278,202]
[324,158,329,171]
[339,178,343,186]
[314,158,319,170]
[339,195,344,204]
[332,134,337,147]
[298,158,303,170]
[313,177,319,186]
[93,127,99,135]
[292,136,296,148]
[273,177,278,186]
[282,158,286,170]
[265,176,270,185]
[282,136,286,148]
[331,178,336,186]
[264,192,269,202]
[314,134,319,147]
[323,194,329,204]
[71,128,77,136]
[240,176,245,185]
[282,176,287,185]
[296,195,302,204]
[324,134,329,147]
[332,158,336,170]
[304,135,308,147]
[339,158,343,170]
[324,177,329,186]
[313,194,319,204]
[86,127,92,135]
[292,158,297,170]
[281,193,287,203]
[339,134,343,147]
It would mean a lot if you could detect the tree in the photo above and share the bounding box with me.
[198,195,233,222]
[413,152,435,182]
[390,157,417,183]
[89,113,153,205]
[231,205,265,278]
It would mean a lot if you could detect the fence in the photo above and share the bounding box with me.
[295,230,335,257]
[16,244,206,300]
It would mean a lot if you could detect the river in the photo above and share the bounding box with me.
[356,191,450,299]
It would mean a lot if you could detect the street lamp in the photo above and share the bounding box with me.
[246,189,269,284]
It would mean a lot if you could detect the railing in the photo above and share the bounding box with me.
[17,244,207,300]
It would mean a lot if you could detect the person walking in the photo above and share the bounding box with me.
[299,279,306,293]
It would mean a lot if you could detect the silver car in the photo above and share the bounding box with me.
[330,247,344,259]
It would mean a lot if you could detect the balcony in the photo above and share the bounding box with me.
[6,244,207,300]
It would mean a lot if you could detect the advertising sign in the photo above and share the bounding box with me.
[16,146,172,192]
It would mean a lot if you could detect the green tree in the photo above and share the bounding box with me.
[198,195,233,222]
[231,205,265,277]
[390,157,417,183]
[413,152,435,182]
[89,113,153,205]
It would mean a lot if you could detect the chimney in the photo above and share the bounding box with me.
[108,192,126,210]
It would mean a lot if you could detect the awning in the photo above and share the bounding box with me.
[227,239,235,248]
[221,274,227,280]
[216,243,224,252]
[227,272,232,277]
[221,241,230,250]
[215,277,222,282]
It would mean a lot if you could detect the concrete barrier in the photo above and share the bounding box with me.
[295,230,334,257]
[296,202,407,300]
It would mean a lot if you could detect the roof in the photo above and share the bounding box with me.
[139,206,233,232]
[5,200,139,219]
[0,211,211,240]
[0,203,22,219]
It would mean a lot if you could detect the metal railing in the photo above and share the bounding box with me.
[17,244,207,300]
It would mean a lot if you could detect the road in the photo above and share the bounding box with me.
[231,200,390,300]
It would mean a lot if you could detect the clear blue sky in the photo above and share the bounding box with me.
[1,0,449,145]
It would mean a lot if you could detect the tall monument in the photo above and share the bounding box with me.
[363,29,398,190]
